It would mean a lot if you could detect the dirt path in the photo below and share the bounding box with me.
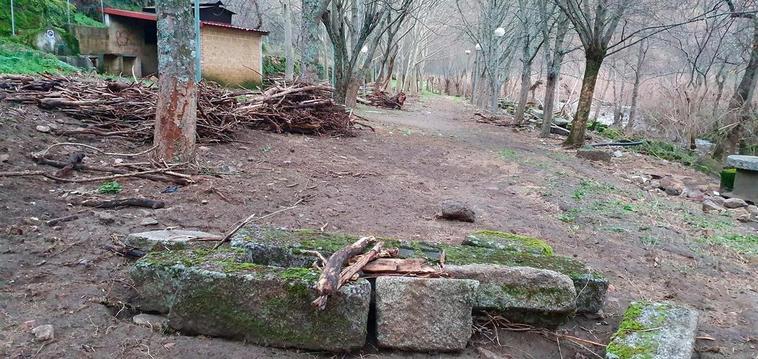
[0,95,755,358]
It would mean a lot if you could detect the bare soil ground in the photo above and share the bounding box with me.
[0,94,756,358]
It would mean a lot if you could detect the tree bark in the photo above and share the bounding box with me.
[714,17,758,159]
[515,57,531,124]
[153,0,197,163]
[283,0,294,81]
[564,51,604,147]
[626,41,647,134]
[301,0,328,82]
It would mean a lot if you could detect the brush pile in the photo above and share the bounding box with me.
[0,75,361,143]
[361,90,406,109]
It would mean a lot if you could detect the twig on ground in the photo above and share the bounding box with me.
[213,198,304,249]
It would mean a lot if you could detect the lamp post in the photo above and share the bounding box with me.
[491,28,505,109]
[194,0,201,83]
[10,0,16,36]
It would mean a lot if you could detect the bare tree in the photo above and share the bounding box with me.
[713,0,758,159]
[539,0,570,137]
[553,0,731,147]
[625,39,649,133]
[281,0,296,81]
[514,0,543,124]
[301,0,331,81]
[153,0,197,162]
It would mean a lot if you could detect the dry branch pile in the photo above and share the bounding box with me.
[0,75,361,142]
[359,90,406,109]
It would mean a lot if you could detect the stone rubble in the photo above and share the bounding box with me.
[31,324,54,342]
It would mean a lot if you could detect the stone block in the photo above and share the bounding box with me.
[463,230,554,256]
[374,277,478,352]
[125,230,221,252]
[445,264,576,327]
[606,301,698,359]
[129,248,371,352]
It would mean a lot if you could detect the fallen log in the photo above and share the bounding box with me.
[312,236,375,310]
[80,198,165,209]
[590,141,643,147]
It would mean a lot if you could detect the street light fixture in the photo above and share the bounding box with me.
[494,27,505,38]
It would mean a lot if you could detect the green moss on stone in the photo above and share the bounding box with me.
[464,230,554,256]
[140,247,260,274]
[280,267,320,282]
[606,301,672,359]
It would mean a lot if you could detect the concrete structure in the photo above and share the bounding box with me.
[74,4,266,86]
[726,155,758,204]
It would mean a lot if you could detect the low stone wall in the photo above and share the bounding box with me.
[127,226,612,352]
[230,226,608,313]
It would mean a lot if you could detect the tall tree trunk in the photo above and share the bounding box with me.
[540,55,565,137]
[515,56,531,124]
[153,0,197,163]
[283,0,294,81]
[714,17,758,159]
[565,51,604,147]
[345,76,361,107]
[612,76,626,128]
[626,42,647,133]
[301,0,326,82]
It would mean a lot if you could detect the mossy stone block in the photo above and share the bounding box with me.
[606,301,698,359]
[129,248,371,352]
[463,230,554,256]
[445,264,576,327]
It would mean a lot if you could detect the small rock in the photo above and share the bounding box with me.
[140,218,159,226]
[114,158,124,164]
[94,211,115,225]
[0,153,8,162]
[440,200,476,222]
[683,188,704,201]
[708,195,726,206]
[629,175,647,186]
[702,200,724,213]
[612,150,623,158]
[132,314,168,330]
[35,125,51,133]
[606,302,697,359]
[198,146,210,152]
[660,176,683,196]
[201,200,208,205]
[723,197,748,209]
[735,209,752,223]
[748,205,758,218]
[21,320,36,330]
[31,324,54,341]
[576,149,612,162]
[476,347,504,359]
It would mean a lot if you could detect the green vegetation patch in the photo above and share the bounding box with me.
[633,140,719,175]
[97,180,122,194]
[463,230,554,256]
[0,38,77,74]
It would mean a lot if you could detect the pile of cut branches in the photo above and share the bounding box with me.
[359,90,406,109]
[0,75,362,142]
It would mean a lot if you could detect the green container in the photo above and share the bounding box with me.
[720,168,736,192]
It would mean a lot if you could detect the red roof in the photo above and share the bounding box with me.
[103,8,268,34]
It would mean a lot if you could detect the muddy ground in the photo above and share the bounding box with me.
[0,94,756,358]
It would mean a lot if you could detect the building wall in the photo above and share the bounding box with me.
[106,16,158,76]
[74,26,109,55]
[201,26,262,86]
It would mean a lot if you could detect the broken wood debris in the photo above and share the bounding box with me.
[312,236,376,310]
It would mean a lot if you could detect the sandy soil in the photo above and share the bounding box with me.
[0,94,756,358]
